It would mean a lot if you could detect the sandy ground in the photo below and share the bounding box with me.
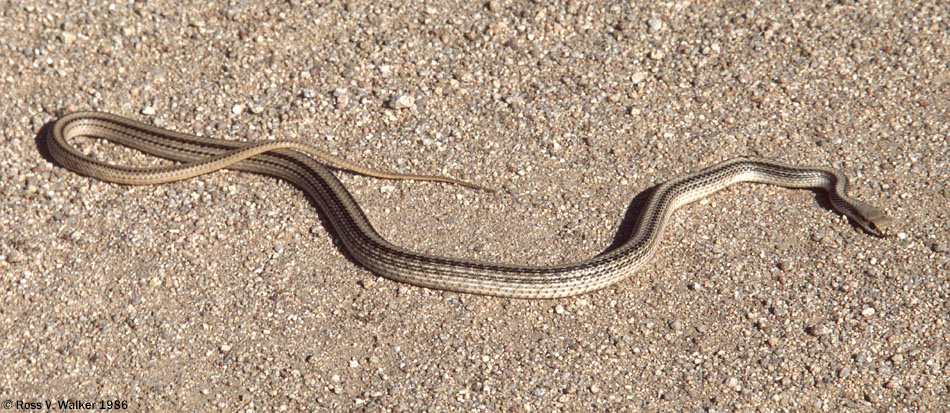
[2,0,948,411]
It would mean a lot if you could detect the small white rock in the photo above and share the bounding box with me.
[808,324,831,336]
[232,104,244,115]
[388,94,415,110]
[61,31,77,46]
[885,377,901,389]
[726,377,740,389]
[6,250,25,263]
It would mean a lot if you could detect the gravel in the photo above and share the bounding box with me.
[1,0,948,411]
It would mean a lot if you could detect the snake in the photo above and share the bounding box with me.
[48,111,891,298]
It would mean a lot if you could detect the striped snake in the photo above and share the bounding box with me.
[48,111,891,298]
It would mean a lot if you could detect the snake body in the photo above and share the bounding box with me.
[49,111,890,298]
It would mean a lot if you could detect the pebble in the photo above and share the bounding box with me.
[6,250,25,263]
[861,307,875,317]
[726,377,740,390]
[388,94,415,110]
[60,31,77,45]
[219,343,231,353]
[631,71,648,84]
[231,104,244,115]
[931,242,948,253]
[25,177,39,192]
[504,94,526,108]
[141,106,156,115]
[333,88,349,109]
[647,17,663,32]
[487,0,503,12]
[884,377,901,389]
[808,324,831,336]
[669,319,684,332]
[770,305,788,317]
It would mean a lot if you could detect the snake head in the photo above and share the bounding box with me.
[851,201,892,238]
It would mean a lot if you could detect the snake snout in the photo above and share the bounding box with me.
[853,202,891,237]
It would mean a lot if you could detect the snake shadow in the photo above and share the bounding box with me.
[601,184,656,255]
[34,120,56,163]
